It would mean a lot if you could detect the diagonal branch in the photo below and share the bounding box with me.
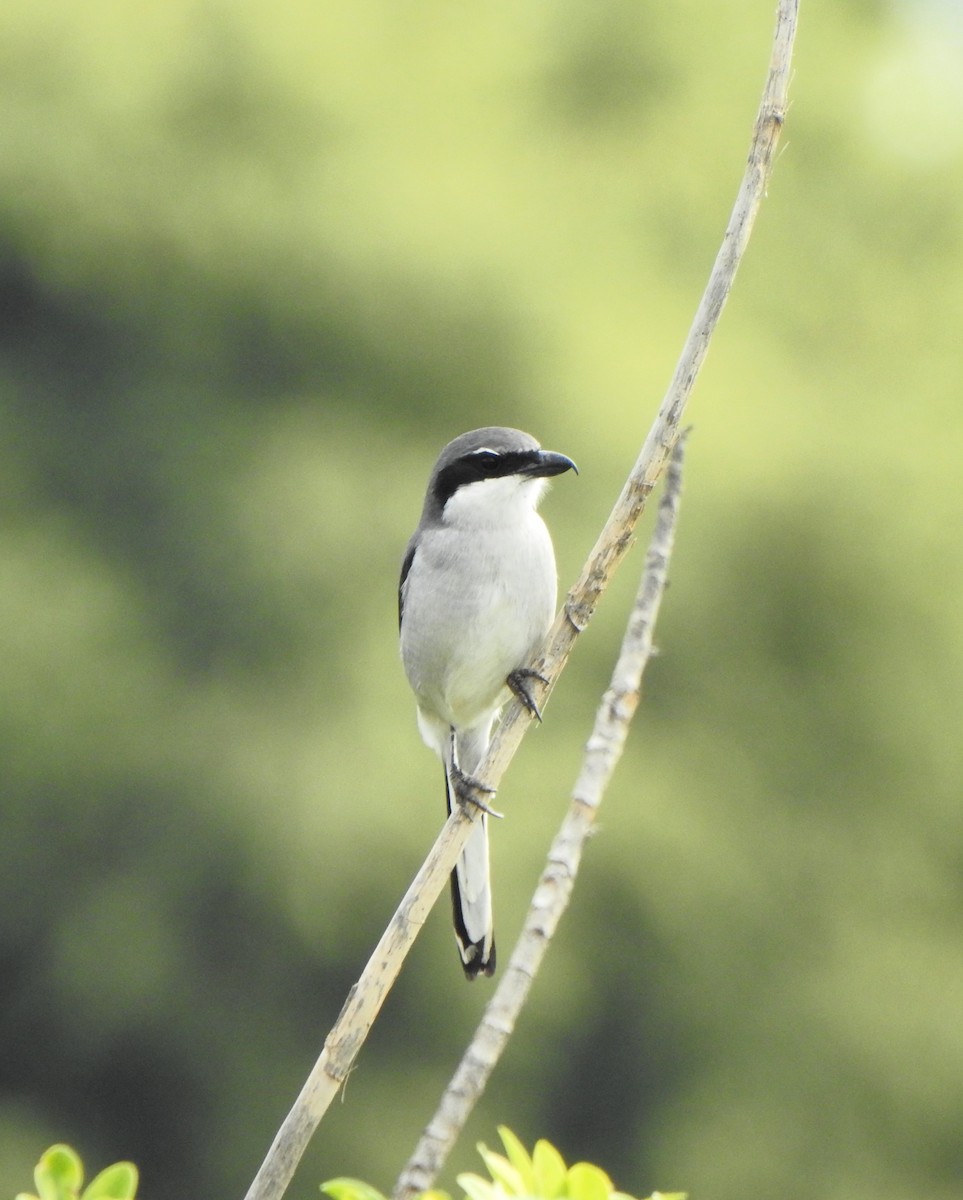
[479,0,798,792]
[243,3,797,1198]
[392,433,691,1200]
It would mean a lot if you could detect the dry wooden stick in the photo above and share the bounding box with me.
[243,3,797,1197]
[393,433,690,1200]
[479,0,798,793]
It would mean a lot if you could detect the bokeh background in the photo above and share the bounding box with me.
[2,0,962,1197]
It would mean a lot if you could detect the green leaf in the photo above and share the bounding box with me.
[321,1179,388,1200]
[531,1140,567,1200]
[564,1163,611,1200]
[456,1171,498,1200]
[81,1162,139,1200]
[496,1128,536,1195]
[476,1143,524,1195]
[34,1146,84,1200]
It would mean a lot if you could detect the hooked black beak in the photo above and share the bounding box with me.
[524,450,579,479]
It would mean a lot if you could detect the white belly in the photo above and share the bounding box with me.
[401,514,557,730]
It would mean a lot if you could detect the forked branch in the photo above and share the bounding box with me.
[243,3,798,1197]
[393,433,690,1199]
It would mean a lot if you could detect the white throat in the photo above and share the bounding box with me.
[443,474,548,529]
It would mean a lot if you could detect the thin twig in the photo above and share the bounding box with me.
[243,3,797,1197]
[393,434,690,1200]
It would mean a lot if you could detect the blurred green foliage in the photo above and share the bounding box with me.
[324,1128,685,1200]
[1,1,961,1199]
[459,1127,684,1200]
[15,1144,137,1200]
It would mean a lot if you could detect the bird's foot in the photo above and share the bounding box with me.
[450,763,504,819]
[507,667,549,722]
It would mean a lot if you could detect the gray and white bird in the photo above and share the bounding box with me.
[399,427,577,978]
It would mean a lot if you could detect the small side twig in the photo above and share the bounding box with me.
[392,433,690,1200]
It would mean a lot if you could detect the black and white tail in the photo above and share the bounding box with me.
[445,767,496,978]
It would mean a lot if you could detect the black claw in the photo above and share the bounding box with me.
[507,667,549,722]
[450,763,503,819]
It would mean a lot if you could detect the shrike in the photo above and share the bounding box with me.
[399,427,577,978]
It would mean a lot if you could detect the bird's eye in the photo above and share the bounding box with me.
[469,449,501,473]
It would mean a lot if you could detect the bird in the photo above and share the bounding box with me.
[399,427,577,978]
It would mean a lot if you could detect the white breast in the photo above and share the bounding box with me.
[401,475,558,729]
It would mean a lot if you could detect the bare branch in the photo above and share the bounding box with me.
[243,809,477,1200]
[393,433,690,1200]
[481,0,798,790]
[243,3,798,1198]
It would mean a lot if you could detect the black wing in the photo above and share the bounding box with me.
[398,539,417,630]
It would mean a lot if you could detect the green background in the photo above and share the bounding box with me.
[2,1,961,1197]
